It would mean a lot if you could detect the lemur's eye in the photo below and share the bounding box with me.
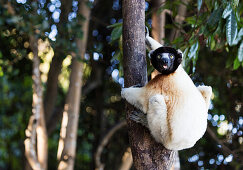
[169,54,174,59]
[157,55,160,59]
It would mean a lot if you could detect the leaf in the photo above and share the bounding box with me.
[238,41,243,62]
[232,0,239,8]
[107,22,122,28]
[188,41,199,59]
[226,11,238,46]
[207,8,223,29]
[197,0,202,11]
[222,4,232,19]
[186,16,197,25]
[233,58,240,70]
[233,28,243,45]
[111,26,122,41]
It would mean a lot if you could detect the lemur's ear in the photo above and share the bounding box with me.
[177,49,183,58]
[148,50,154,59]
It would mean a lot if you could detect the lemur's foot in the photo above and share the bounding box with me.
[129,110,148,128]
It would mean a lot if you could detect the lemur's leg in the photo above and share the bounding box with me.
[197,85,212,109]
[146,94,169,144]
[121,87,146,113]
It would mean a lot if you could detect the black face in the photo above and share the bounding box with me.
[150,47,183,75]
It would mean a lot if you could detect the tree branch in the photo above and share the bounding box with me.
[44,0,73,127]
[24,35,48,170]
[24,116,43,170]
[95,121,127,170]
[119,147,133,170]
[57,0,91,169]
[206,126,237,157]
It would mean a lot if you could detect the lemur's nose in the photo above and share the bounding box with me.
[161,58,169,64]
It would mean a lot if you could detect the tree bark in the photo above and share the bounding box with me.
[57,0,91,169]
[122,0,175,169]
[24,36,48,170]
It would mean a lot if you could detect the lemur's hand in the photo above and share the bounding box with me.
[145,26,149,38]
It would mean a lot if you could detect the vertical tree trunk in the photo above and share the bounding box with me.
[57,0,91,169]
[169,0,188,42]
[24,36,48,170]
[44,0,73,130]
[122,0,175,169]
[151,0,166,44]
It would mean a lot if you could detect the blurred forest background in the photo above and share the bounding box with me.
[0,0,242,169]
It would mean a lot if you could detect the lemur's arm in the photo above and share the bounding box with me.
[145,27,163,51]
[121,87,146,113]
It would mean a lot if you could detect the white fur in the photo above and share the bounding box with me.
[121,66,212,150]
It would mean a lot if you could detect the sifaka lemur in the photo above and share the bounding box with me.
[121,30,212,150]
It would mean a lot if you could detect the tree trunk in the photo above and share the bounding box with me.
[169,0,188,42]
[151,0,166,44]
[44,0,73,133]
[57,0,91,169]
[24,36,48,170]
[122,0,175,169]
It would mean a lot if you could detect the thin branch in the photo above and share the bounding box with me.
[24,116,43,170]
[119,147,133,170]
[82,80,102,96]
[24,35,48,170]
[95,120,127,170]
[206,126,236,157]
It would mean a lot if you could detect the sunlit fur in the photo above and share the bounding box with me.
[121,38,212,150]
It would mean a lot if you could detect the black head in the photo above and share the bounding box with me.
[149,47,183,75]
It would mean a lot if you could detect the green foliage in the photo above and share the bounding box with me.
[238,41,243,61]
[225,10,238,46]
[111,25,122,42]
[0,0,242,169]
